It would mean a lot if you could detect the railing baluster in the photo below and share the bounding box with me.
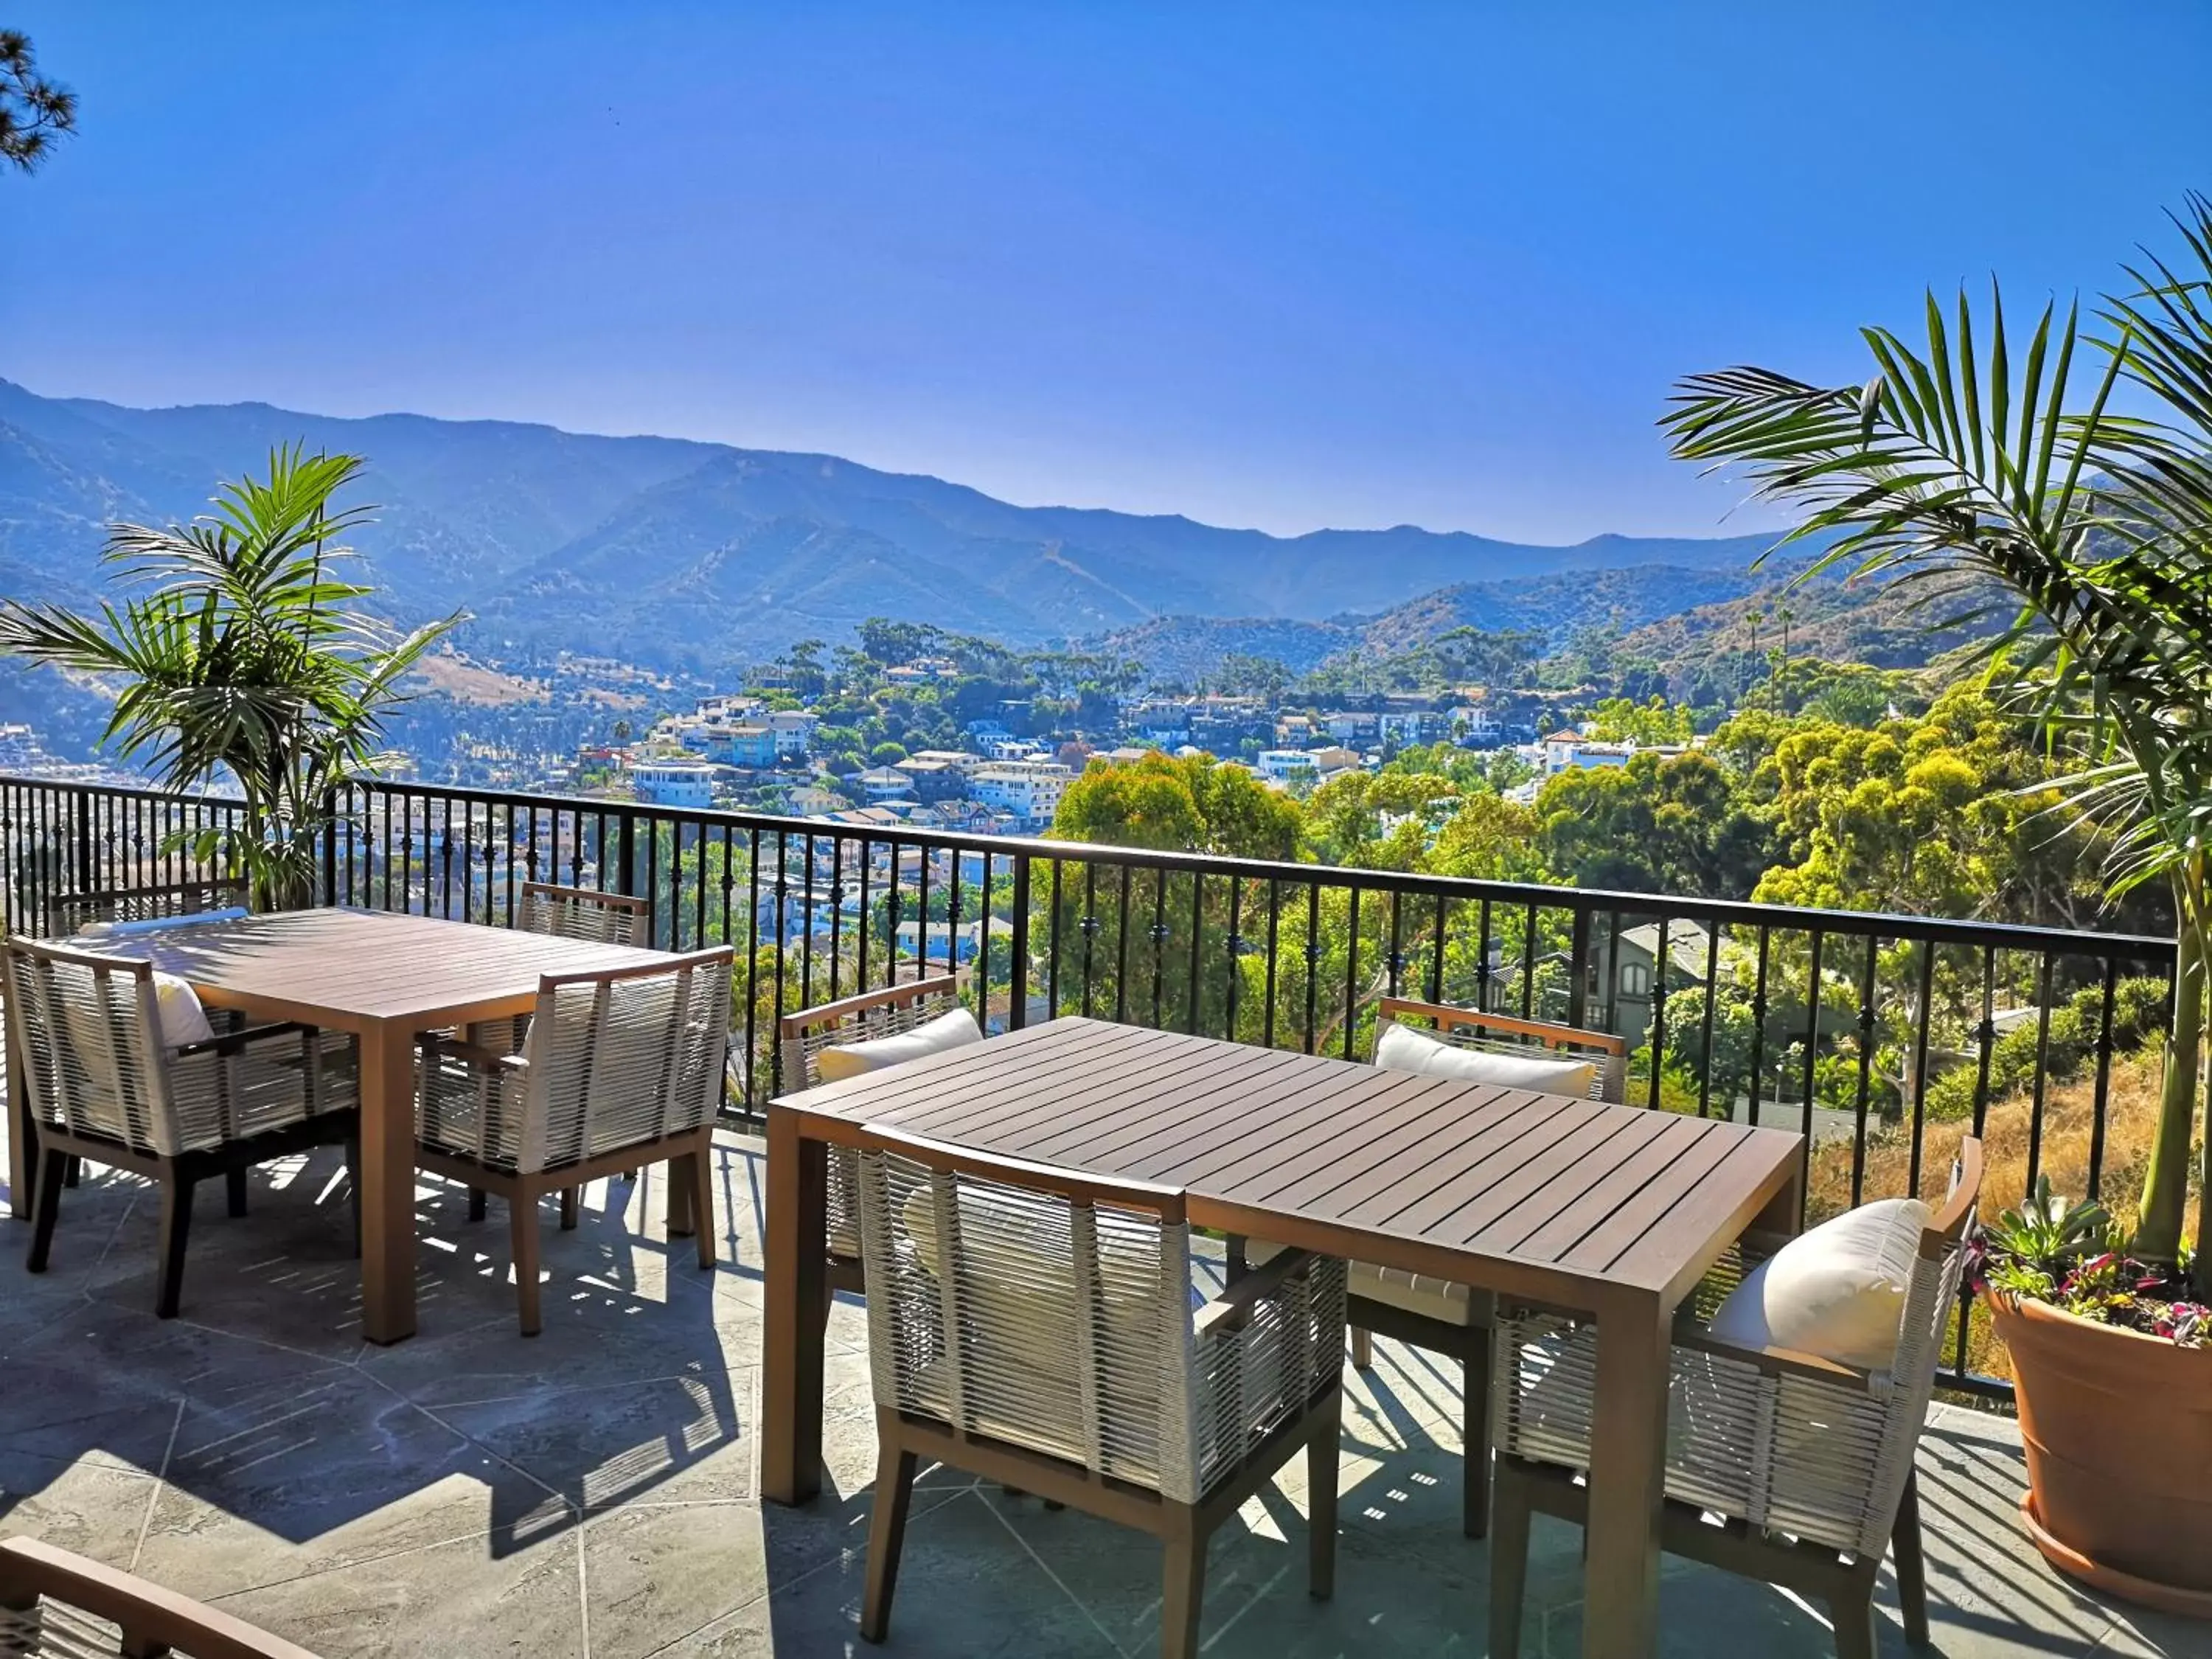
[1851,936,1878,1206]
[2087,959,2119,1200]
[1185,870,1204,1036]
[2025,951,2057,1196]
[1697,922,1721,1118]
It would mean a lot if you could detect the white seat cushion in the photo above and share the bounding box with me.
[817,1006,983,1082]
[1374,1020,1597,1098]
[1248,1239,1481,1328]
[151,971,215,1049]
[1707,1197,1930,1370]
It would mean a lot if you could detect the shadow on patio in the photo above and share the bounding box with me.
[0,1127,2205,1658]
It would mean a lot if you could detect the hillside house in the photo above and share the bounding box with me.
[895,756,967,802]
[855,766,916,804]
[1255,749,1319,786]
[968,760,1072,828]
[630,760,715,810]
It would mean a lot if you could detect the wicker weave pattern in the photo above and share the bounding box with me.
[416,953,733,1173]
[516,883,647,946]
[4,945,358,1158]
[0,1599,126,1658]
[782,984,962,1261]
[47,879,249,940]
[1492,1175,1976,1559]
[858,1147,1344,1506]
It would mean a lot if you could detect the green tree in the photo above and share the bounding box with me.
[1,29,74,173]
[1534,751,1773,899]
[1586,694,1693,745]
[0,448,462,905]
[1664,197,2212,1272]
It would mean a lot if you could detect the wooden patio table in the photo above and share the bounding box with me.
[760,1017,1804,1659]
[15,907,684,1344]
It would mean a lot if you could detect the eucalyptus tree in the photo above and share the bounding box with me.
[0,448,464,907]
[1663,196,2212,1277]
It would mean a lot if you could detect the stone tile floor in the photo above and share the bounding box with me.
[0,1125,2205,1658]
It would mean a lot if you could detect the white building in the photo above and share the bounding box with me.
[968,761,1073,828]
[765,710,820,759]
[855,766,917,804]
[1255,750,1320,786]
[631,761,716,810]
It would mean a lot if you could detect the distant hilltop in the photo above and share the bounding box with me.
[0,378,1785,673]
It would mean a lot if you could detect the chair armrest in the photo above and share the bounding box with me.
[174,1020,316,1059]
[0,1536,322,1658]
[1671,1323,1879,1392]
[1194,1246,1319,1339]
[419,1034,527,1074]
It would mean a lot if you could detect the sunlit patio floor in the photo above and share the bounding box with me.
[0,1122,2205,1658]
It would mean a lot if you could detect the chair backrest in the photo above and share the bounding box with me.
[47,879,248,939]
[515,882,651,947]
[514,947,734,1169]
[0,1535,321,1658]
[779,975,963,1091]
[3,939,193,1157]
[1375,996,1628,1103]
[855,1124,1229,1501]
[1854,1136,1983,1545]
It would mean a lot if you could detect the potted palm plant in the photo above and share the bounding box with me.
[0,447,462,908]
[1663,195,2212,1614]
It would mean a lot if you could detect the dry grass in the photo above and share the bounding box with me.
[1806,1051,2198,1382]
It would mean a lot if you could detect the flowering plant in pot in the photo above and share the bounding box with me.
[1972,1180,2212,1614]
[1664,196,2212,1616]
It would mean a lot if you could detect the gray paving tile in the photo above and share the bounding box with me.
[210,1522,585,1659]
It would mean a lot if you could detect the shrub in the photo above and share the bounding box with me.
[1923,975,2168,1124]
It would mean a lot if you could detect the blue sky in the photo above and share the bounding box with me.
[7,2,2210,543]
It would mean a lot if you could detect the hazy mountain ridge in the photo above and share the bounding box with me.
[0,380,1791,672]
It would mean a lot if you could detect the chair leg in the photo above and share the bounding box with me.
[1349,1325,1374,1370]
[510,1194,543,1336]
[689,1147,715,1270]
[26,1148,66,1273]
[226,1165,249,1218]
[1893,1467,1930,1646]
[1160,1509,1207,1659]
[155,1178,195,1319]
[467,1186,487,1223]
[1831,1592,1879,1659]
[1486,1459,1533,1659]
[1463,1329,1492,1540]
[62,1155,80,1189]
[1307,1391,1340,1600]
[859,1428,919,1644]
[560,1186,580,1231]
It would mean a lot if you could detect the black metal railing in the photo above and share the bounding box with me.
[0,772,2180,1400]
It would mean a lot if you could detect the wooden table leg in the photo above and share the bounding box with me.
[356,1020,419,1345]
[1582,1293,1669,1659]
[762,1104,827,1505]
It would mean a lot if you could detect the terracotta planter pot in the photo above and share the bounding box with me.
[1989,1292,2212,1619]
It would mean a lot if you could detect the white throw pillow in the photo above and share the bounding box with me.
[150,971,215,1049]
[816,1006,983,1082]
[1374,1019,1598,1098]
[1707,1197,1930,1370]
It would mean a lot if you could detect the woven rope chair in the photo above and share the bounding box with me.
[853,1128,1346,1659]
[1488,1138,1985,1659]
[1237,995,1628,1540]
[777,975,963,1300]
[3,938,360,1318]
[515,881,650,945]
[38,877,253,1199]
[0,1536,321,1659]
[46,877,250,939]
[414,947,734,1335]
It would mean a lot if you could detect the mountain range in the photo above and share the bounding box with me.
[0,379,1785,672]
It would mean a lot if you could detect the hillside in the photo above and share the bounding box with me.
[1094,563,1767,686]
[0,380,1787,672]
[1608,568,2011,700]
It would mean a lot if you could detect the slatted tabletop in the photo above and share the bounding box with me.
[784,1016,1800,1307]
[761,1016,1805,1659]
[112,907,672,1026]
